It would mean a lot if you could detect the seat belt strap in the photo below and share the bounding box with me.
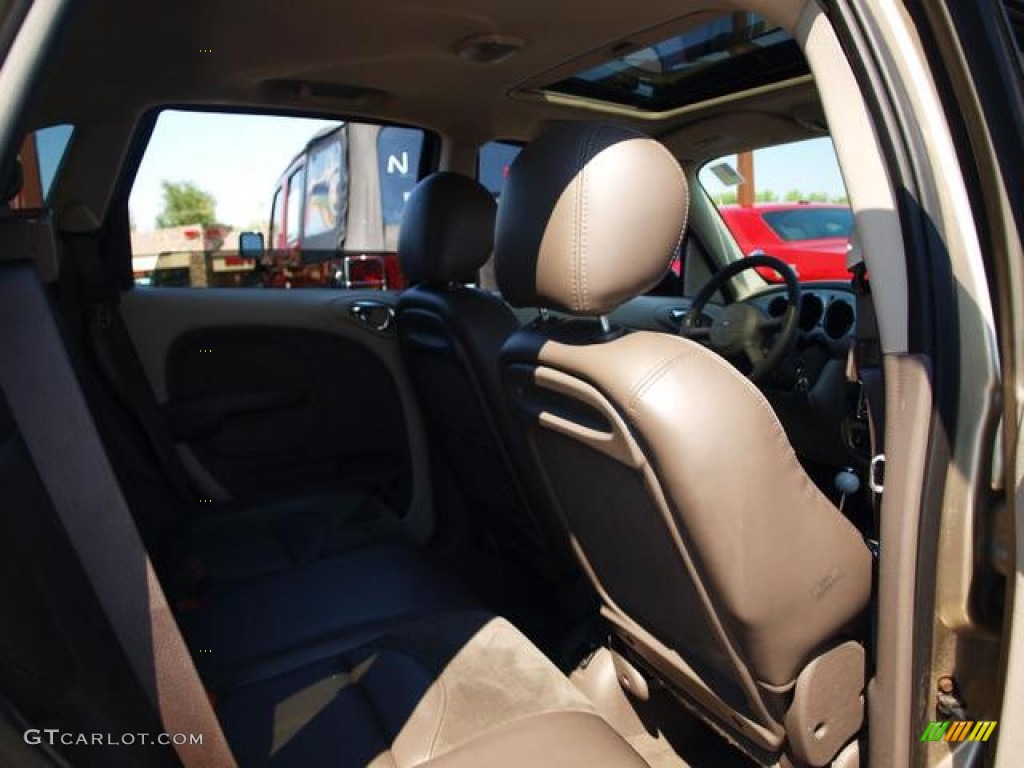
[851,262,885,544]
[0,260,236,768]
[63,232,198,502]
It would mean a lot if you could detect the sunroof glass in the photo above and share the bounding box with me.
[542,13,807,112]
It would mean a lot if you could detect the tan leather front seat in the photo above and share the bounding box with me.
[494,123,872,766]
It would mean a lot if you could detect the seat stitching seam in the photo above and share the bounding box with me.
[650,139,689,272]
[627,350,690,414]
[677,338,811,472]
[346,654,402,767]
[425,670,449,760]
[580,128,595,313]
[380,642,450,763]
[571,127,594,313]
[357,643,449,766]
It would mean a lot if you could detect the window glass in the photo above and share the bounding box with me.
[270,187,284,249]
[541,13,806,112]
[285,168,304,247]
[35,124,75,201]
[761,207,854,241]
[698,137,852,282]
[8,123,74,208]
[473,141,522,292]
[129,110,431,289]
[478,141,521,199]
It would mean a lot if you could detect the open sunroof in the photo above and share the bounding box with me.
[541,13,809,113]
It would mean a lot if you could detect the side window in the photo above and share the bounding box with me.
[269,187,284,249]
[478,141,521,199]
[474,141,522,292]
[285,167,304,247]
[697,137,851,283]
[9,123,74,208]
[129,110,432,288]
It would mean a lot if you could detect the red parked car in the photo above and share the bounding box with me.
[718,203,854,282]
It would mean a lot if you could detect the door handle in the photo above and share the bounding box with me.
[350,300,395,332]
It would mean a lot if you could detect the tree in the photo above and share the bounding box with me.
[755,190,779,202]
[156,180,217,228]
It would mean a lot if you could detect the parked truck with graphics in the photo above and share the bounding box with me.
[133,121,425,289]
[253,121,425,289]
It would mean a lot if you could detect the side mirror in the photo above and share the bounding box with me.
[239,231,265,258]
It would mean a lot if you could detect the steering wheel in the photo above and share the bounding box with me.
[679,255,801,382]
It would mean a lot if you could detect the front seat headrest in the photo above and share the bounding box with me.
[398,172,496,285]
[495,122,688,315]
[3,158,23,204]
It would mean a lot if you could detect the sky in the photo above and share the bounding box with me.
[129,110,848,232]
[129,111,341,232]
[698,137,847,200]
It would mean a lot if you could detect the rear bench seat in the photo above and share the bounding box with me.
[54,274,485,680]
[0,385,646,767]
[214,611,645,767]
[178,542,477,684]
[1,169,649,764]
[45,198,475,669]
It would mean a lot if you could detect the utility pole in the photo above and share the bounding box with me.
[737,150,755,207]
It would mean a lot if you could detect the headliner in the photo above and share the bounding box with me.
[33,0,818,149]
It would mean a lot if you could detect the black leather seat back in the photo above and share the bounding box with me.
[395,173,555,559]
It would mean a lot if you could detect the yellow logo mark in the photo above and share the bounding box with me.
[921,721,997,742]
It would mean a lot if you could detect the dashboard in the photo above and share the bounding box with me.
[746,282,866,468]
[758,286,856,345]
[747,282,857,393]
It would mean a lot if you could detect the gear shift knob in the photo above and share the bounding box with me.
[834,468,860,513]
[834,469,860,495]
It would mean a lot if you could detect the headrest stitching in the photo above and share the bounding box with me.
[578,127,599,314]
[570,128,594,314]
[652,140,690,273]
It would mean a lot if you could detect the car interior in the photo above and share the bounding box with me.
[0,0,1015,767]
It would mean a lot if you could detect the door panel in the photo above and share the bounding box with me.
[167,326,408,503]
[120,287,434,542]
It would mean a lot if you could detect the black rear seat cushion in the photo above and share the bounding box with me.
[164,490,406,593]
[217,611,617,768]
[176,545,479,687]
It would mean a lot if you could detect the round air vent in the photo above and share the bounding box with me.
[799,294,824,331]
[767,296,789,318]
[823,299,855,339]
